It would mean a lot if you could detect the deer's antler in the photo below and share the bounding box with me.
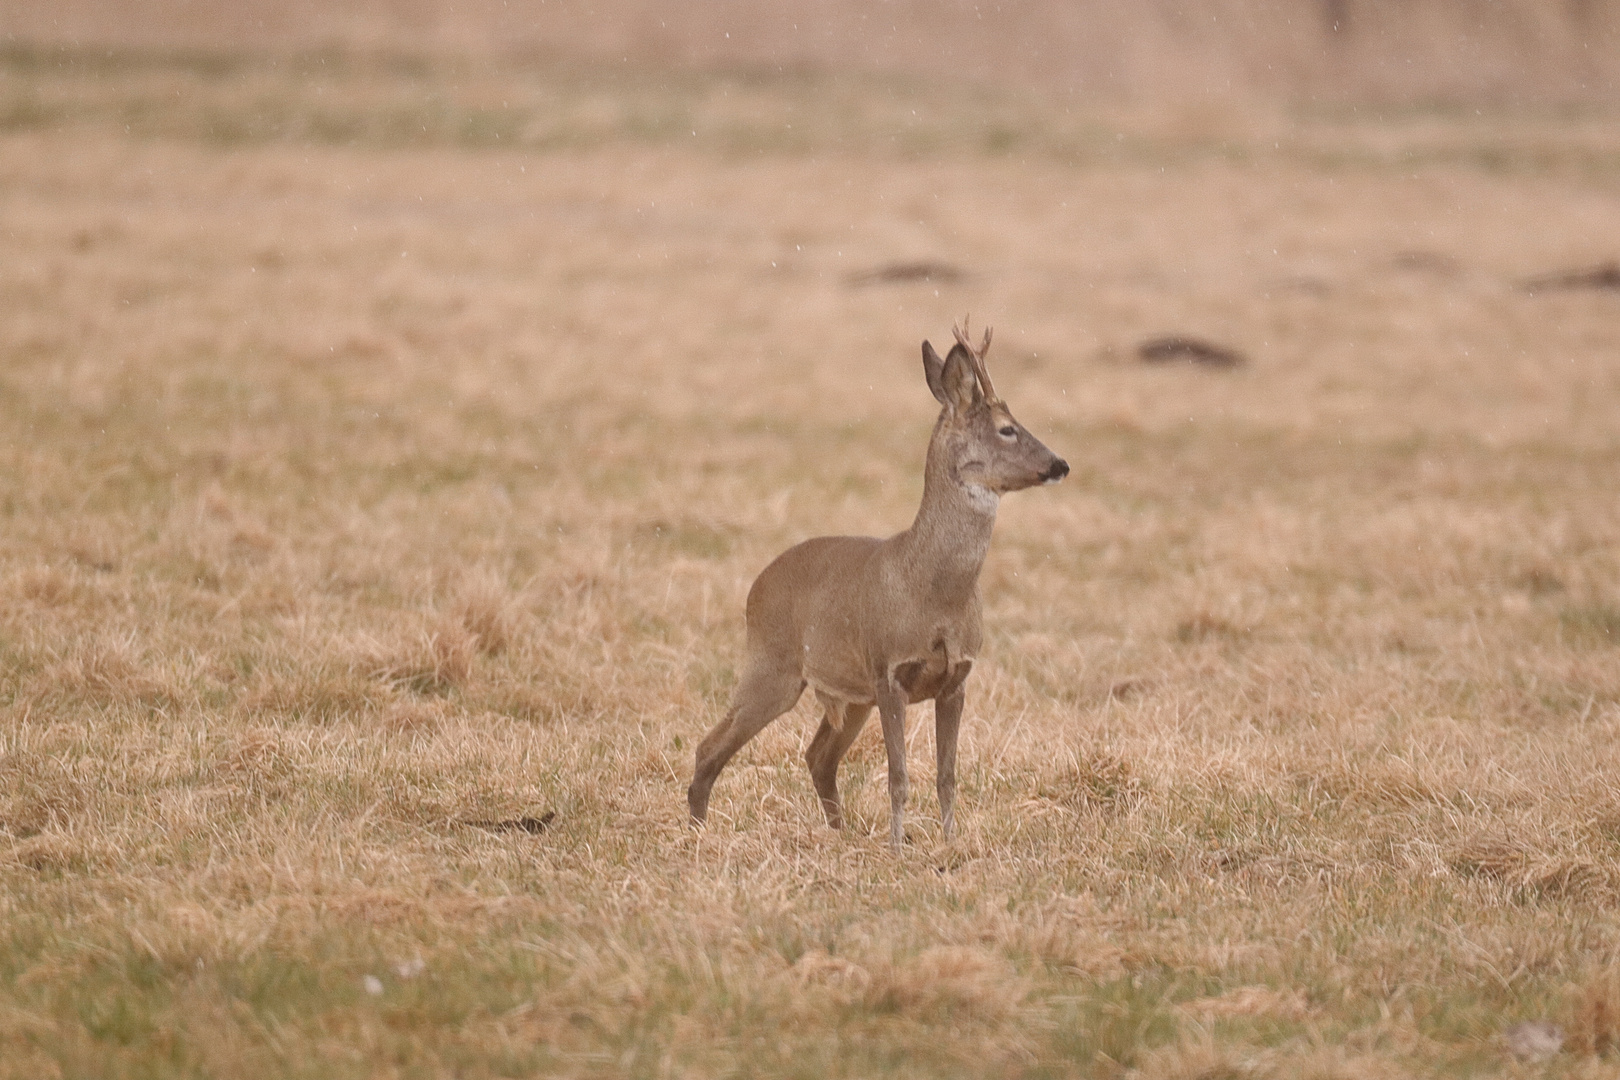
[952,316,998,403]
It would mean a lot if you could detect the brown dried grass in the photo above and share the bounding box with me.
[2,54,1620,1078]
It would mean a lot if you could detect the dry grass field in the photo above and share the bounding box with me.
[5,49,1620,1078]
[8,0,1620,102]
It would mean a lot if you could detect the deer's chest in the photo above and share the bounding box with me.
[892,623,979,704]
[894,657,972,703]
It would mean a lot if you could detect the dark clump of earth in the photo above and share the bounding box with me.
[1137,335,1245,368]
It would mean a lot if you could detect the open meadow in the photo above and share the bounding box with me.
[5,48,1620,1077]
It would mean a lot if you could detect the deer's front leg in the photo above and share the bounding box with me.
[934,660,971,842]
[876,672,909,851]
[934,688,964,841]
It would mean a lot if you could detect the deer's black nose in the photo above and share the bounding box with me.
[1043,459,1070,483]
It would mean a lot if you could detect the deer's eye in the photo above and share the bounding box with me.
[998,426,1017,438]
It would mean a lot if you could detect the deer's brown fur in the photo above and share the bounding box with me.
[687,322,1068,848]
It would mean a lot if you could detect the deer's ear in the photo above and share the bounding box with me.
[924,340,981,412]
[923,340,978,411]
[922,341,948,403]
[939,343,981,412]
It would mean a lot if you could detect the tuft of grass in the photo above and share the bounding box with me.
[1561,604,1620,644]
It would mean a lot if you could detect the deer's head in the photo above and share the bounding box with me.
[920,320,1069,501]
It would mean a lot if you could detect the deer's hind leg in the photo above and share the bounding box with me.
[688,658,805,825]
[805,694,873,829]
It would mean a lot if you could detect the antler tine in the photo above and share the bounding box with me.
[951,315,999,403]
[951,317,974,354]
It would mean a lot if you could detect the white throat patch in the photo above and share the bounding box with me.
[963,483,1000,515]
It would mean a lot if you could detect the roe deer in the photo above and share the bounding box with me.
[687,321,1069,848]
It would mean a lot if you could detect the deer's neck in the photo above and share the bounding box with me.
[896,433,997,602]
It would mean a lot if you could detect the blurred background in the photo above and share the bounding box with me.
[6,0,1620,103]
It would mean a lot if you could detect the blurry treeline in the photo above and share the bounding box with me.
[2,0,1618,103]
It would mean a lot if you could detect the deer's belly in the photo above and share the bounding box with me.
[802,650,873,704]
[801,623,975,705]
